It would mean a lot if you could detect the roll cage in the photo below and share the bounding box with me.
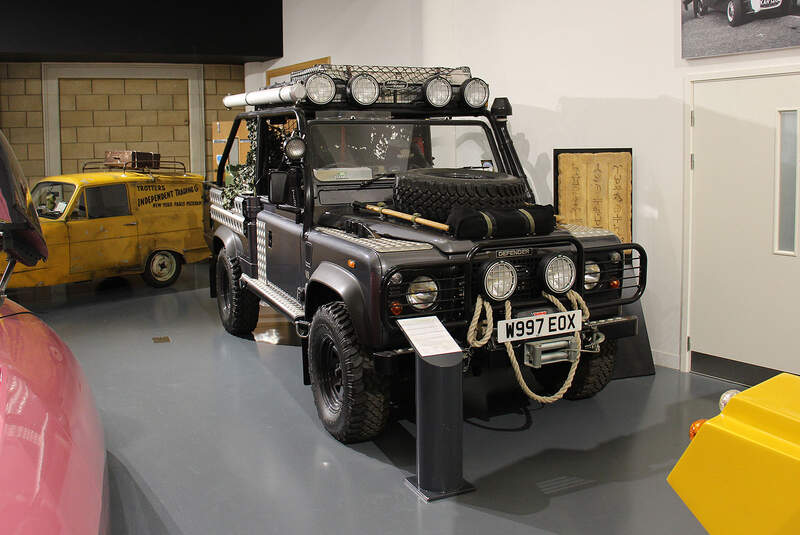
[213,103,531,234]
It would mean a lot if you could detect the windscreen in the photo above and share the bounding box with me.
[31,181,76,219]
[0,131,47,265]
[308,121,498,184]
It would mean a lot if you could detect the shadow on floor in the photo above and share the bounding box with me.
[453,394,719,519]
[107,452,184,535]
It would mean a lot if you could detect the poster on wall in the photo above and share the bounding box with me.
[554,149,633,243]
[682,0,800,58]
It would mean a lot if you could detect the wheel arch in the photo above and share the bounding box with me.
[306,262,373,346]
[210,226,244,298]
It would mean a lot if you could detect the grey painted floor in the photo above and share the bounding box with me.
[9,265,728,535]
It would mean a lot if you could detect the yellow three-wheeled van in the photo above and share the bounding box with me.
[2,152,209,289]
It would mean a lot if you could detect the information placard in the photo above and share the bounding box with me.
[396,316,461,358]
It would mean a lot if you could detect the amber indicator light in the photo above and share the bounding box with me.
[347,259,356,269]
[389,301,403,316]
[609,279,621,289]
[689,418,707,440]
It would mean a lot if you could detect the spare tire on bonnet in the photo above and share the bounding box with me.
[393,168,528,222]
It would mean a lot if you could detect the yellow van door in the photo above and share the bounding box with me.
[67,184,140,274]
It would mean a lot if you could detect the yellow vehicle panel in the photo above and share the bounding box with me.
[1,171,209,288]
[667,373,800,535]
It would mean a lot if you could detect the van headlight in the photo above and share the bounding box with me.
[484,261,517,301]
[543,254,576,294]
[407,276,439,310]
[584,261,601,290]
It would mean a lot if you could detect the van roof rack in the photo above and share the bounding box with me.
[81,151,186,175]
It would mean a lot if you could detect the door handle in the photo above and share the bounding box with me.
[124,222,138,226]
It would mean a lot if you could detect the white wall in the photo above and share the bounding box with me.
[245,0,423,91]
[248,0,800,369]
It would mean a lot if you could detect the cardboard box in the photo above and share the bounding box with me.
[212,121,252,175]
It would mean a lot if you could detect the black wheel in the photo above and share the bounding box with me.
[308,302,390,443]
[393,168,528,222]
[215,252,260,336]
[141,250,182,288]
[531,340,617,400]
[727,0,745,25]
[693,0,707,16]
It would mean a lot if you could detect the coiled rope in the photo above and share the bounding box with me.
[466,290,589,404]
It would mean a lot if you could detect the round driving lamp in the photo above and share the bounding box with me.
[483,261,517,301]
[584,261,601,290]
[407,276,439,310]
[305,73,337,105]
[719,389,742,412]
[461,77,489,108]
[542,254,576,294]
[424,77,452,108]
[283,136,306,160]
[348,73,380,106]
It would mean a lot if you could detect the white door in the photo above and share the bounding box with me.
[690,73,800,374]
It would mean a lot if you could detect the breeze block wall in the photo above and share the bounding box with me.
[0,62,244,185]
[0,62,45,186]
[58,78,191,174]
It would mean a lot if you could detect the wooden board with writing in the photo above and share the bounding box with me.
[555,151,632,243]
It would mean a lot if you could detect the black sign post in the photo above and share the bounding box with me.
[397,317,475,501]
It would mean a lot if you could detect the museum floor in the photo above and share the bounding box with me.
[9,264,732,535]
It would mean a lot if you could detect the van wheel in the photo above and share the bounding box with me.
[215,252,260,336]
[309,302,390,443]
[142,250,182,288]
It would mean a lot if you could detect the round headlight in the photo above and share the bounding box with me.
[584,261,601,290]
[425,77,452,108]
[719,389,741,411]
[407,276,439,310]
[284,136,306,160]
[461,78,489,108]
[543,254,576,294]
[348,73,380,106]
[305,73,336,105]
[484,261,517,301]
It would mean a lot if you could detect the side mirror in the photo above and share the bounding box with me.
[269,172,289,205]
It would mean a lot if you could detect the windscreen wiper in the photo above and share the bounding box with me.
[358,172,396,190]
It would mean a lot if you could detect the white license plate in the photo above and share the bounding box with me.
[496,310,582,343]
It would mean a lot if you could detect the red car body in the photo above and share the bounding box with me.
[0,129,108,533]
[0,299,108,535]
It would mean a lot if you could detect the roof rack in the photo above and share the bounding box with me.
[81,151,187,175]
[288,64,472,105]
[223,64,477,109]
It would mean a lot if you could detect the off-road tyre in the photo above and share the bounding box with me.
[141,250,182,288]
[215,252,260,336]
[532,340,617,400]
[393,168,528,222]
[727,0,745,25]
[308,302,390,443]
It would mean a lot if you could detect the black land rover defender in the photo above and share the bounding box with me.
[205,65,647,443]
